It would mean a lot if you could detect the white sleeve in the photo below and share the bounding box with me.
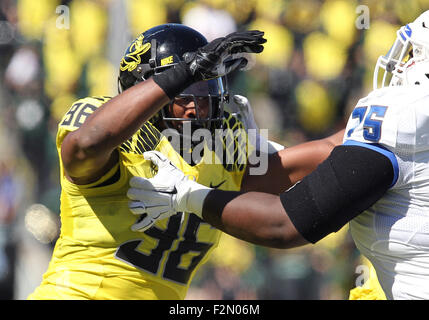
[343,100,402,188]
[343,97,429,190]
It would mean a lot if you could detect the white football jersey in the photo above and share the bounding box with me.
[344,85,429,300]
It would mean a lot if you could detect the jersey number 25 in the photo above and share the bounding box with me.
[347,105,388,142]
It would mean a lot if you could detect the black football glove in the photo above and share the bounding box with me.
[152,30,266,99]
[183,30,266,81]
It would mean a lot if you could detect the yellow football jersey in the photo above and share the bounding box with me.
[28,96,250,300]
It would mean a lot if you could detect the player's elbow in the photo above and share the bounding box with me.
[251,198,309,249]
[255,214,308,249]
[67,130,105,160]
[272,227,308,249]
[61,130,109,178]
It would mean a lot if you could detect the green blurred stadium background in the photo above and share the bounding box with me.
[0,0,426,300]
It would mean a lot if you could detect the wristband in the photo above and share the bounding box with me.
[176,179,212,218]
[152,61,195,99]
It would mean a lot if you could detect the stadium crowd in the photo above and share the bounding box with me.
[0,0,427,300]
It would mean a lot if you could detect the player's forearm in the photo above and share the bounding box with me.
[61,80,170,180]
[282,129,345,185]
[62,61,196,180]
[325,128,345,146]
[242,129,345,194]
[71,79,169,157]
[201,190,308,249]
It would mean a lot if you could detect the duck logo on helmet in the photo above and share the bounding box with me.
[119,34,151,72]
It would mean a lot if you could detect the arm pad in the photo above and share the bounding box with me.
[280,145,395,243]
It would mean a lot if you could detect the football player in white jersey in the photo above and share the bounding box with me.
[125,11,429,300]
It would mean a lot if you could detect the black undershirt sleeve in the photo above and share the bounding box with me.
[280,145,395,243]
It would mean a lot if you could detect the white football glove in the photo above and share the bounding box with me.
[127,151,212,232]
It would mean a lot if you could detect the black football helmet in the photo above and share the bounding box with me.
[118,23,228,134]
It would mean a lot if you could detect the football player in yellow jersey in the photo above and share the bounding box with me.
[29,24,345,300]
